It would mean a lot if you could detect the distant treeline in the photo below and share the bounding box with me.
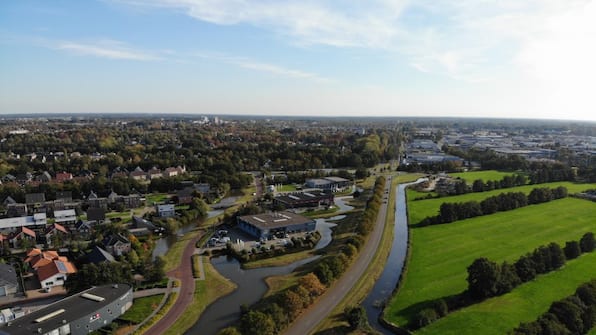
[510,279,596,335]
[418,186,568,226]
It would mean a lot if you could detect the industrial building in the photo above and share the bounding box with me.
[273,190,334,209]
[237,211,316,240]
[0,284,133,335]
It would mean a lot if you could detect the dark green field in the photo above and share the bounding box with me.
[384,197,596,328]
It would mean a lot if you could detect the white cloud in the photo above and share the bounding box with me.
[55,40,159,61]
[113,0,596,88]
[194,51,332,82]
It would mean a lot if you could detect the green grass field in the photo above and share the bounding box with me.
[450,170,518,183]
[119,294,164,324]
[417,251,596,335]
[383,197,596,327]
[407,181,596,225]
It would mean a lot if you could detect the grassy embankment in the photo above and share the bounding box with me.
[163,258,236,335]
[119,294,164,324]
[417,250,596,335]
[449,170,519,183]
[384,195,596,328]
[315,173,425,333]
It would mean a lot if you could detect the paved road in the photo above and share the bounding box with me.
[146,233,202,334]
[285,177,393,335]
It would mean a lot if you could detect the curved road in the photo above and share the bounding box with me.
[285,177,393,335]
[146,233,202,334]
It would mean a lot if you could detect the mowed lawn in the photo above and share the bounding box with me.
[407,181,596,225]
[384,197,596,327]
[450,170,518,183]
[417,251,596,335]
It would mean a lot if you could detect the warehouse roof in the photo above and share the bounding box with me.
[2,284,132,335]
[238,211,314,230]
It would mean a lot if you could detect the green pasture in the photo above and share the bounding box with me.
[407,181,596,225]
[450,170,518,183]
[384,197,596,327]
[417,251,596,335]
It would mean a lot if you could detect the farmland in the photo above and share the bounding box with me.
[416,251,596,334]
[407,181,596,225]
[450,170,518,183]
[383,196,596,328]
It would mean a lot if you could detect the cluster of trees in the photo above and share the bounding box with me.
[357,176,386,235]
[419,187,568,226]
[468,233,595,300]
[217,272,329,335]
[228,232,321,263]
[510,279,596,335]
[412,233,595,330]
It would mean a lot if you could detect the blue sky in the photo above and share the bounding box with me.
[1,0,595,121]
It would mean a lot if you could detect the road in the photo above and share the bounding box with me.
[145,233,202,335]
[284,177,393,335]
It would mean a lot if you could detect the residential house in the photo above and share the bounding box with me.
[148,168,162,180]
[55,172,73,183]
[102,233,131,257]
[121,193,143,209]
[37,258,77,289]
[25,249,61,270]
[53,209,77,226]
[0,263,19,297]
[74,220,94,239]
[36,171,52,183]
[129,216,162,237]
[1,174,16,183]
[87,191,108,210]
[156,204,175,218]
[8,227,36,248]
[163,167,179,178]
[130,167,147,181]
[176,188,194,205]
[25,193,46,213]
[55,191,73,202]
[107,191,120,204]
[44,223,69,246]
[85,246,116,264]
[86,207,106,224]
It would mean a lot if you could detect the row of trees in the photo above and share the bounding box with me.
[510,279,596,335]
[357,176,386,235]
[218,177,387,334]
[468,233,595,300]
[419,187,568,226]
[412,233,595,330]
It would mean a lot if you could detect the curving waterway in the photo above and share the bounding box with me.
[185,196,354,335]
[363,179,426,334]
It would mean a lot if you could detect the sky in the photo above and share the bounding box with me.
[1,0,595,121]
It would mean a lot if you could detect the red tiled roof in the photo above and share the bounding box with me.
[37,259,76,282]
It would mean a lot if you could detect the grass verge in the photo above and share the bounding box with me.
[119,294,164,324]
[163,259,237,335]
[134,292,178,335]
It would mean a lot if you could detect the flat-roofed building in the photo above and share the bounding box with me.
[273,190,334,209]
[1,284,133,335]
[237,211,316,240]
